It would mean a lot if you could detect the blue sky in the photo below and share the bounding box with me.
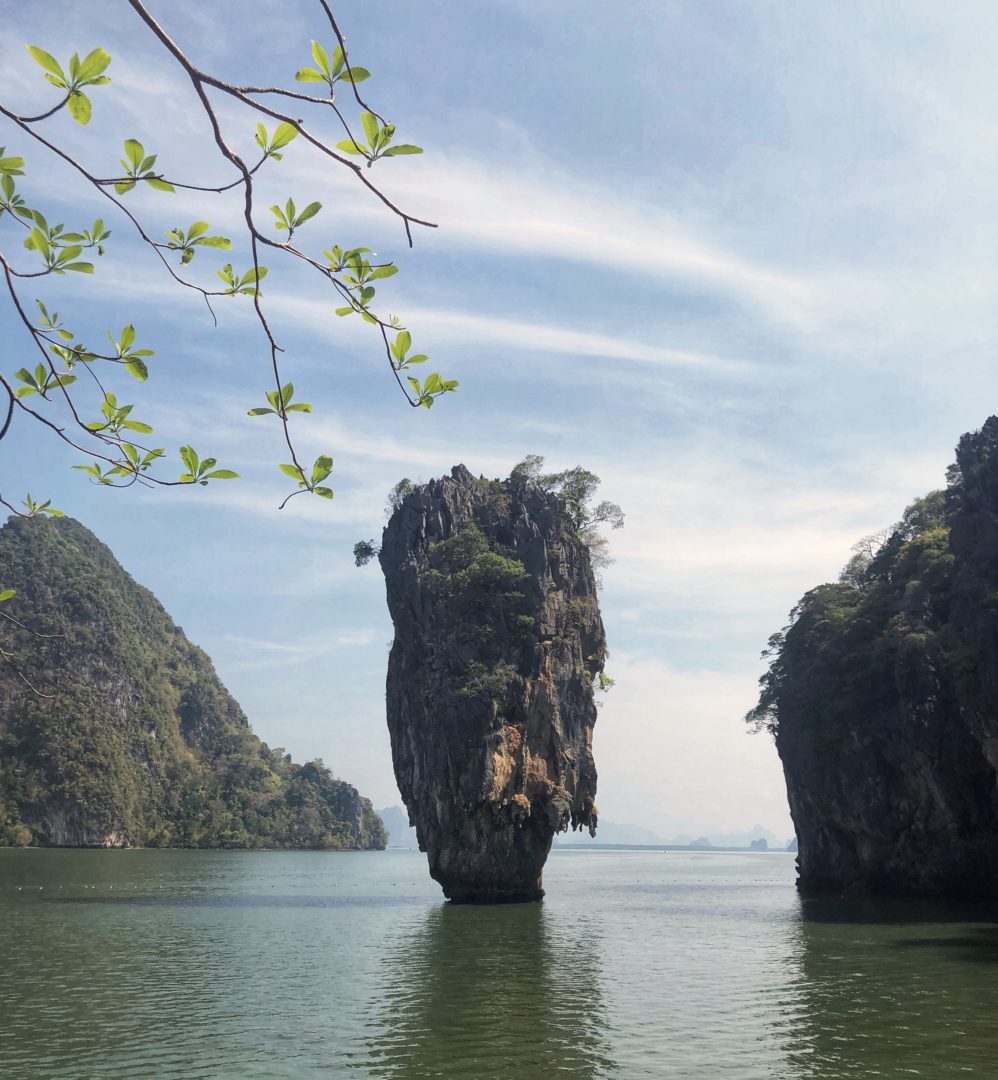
[5,1,998,839]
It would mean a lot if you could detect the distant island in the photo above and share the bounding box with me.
[0,516,385,851]
[554,821,790,850]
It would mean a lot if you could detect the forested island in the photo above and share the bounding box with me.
[750,417,998,897]
[0,516,385,850]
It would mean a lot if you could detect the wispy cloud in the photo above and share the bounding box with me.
[287,151,815,325]
[219,629,377,669]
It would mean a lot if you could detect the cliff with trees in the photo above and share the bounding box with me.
[0,515,385,850]
[749,417,998,896]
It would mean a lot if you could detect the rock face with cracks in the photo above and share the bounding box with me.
[379,465,606,902]
[752,417,998,898]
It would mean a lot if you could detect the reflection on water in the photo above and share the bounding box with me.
[784,896,998,1078]
[4,850,998,1078]
[366,903,613,1078]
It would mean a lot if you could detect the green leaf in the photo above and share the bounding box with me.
[344,66,371,84]
[0,588,15,602]
[311,40,331,77]
[361,111,379,148]
[240,266,268,286]
[64,262,94,273]
[395,330,411,357]
[124,138,144,170]
[285,402,312,413]
[368,264,398,281]
[406,353,429,364]
[187,221,209,239]
[335,306,354,316]
[335,139,366,156]
[195,235,230,249]
[278,463,305,480]
[27,45,63,77]
[125,358,148,381]
[145,177,175,193]
[78,47,111,81]
[67,91,92,125]
[114,180,136,195]
[297,201,321,225]
[311,455,333,484]
[247,407,275,416]
[180,445,198,473]
[271,122,298,150]
[204,469,239,480]
[28,227,49,258]
[122,419,153,434]
[295,67,325,83]
[314,486,334,499]
[382,144,423,157]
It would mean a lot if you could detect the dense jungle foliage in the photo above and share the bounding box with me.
[747,417,998,746]
[0,515,385,850]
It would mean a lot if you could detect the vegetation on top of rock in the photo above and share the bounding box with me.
[0,515,385,850]
[353,455,624,574]
[746,486,952,738]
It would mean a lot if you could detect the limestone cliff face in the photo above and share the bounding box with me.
[379,465,606,902]
[753,417,998,897]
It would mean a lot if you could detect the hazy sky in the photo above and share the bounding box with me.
[5,1,998,840]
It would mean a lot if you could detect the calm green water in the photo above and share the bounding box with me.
[3,849,998,1078]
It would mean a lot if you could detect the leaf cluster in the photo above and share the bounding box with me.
[336,110,422,166]
[27,45,111,125]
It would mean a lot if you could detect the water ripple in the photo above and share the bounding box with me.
[2,850,998,1077]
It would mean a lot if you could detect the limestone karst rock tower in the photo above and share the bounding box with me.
[378,465,607,902]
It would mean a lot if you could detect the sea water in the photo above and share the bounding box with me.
[2,847,998,1078]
